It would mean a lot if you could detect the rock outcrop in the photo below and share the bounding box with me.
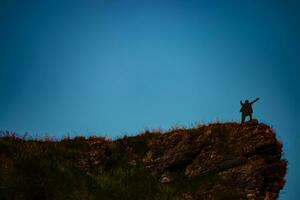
[0,121,287,200]
[86,121,286,200]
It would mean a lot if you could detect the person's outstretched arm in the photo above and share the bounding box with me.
[240,100,244,105]
[251,98,260,104]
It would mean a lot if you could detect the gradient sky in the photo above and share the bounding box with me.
[1,0,299,199]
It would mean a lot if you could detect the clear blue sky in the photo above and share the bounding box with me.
[1,0,299,198]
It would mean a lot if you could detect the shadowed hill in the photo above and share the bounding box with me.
[0,120,287,200]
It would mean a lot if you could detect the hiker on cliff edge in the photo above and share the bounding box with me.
[240,98,260,123]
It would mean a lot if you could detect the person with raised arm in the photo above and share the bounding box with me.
[240,98,260,123]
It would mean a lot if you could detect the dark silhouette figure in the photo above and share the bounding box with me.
[240,98,260,123]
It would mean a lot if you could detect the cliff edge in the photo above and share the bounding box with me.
[0,121,287,200]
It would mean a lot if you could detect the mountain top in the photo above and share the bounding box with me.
[0,120,287,200]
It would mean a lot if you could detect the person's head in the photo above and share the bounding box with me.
[245,100,249,103]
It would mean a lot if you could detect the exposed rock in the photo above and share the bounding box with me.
[82,122,286,199]
[246,119,259,126]
[113,122,286,199]
[160,174,171,183]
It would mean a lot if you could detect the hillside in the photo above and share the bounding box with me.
[0,120,287,200]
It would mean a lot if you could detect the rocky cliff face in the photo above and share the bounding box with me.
[0,121,286,200]
[87,120,286,200]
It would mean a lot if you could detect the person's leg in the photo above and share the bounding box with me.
[249,114,252,120]
[242,114,245,123]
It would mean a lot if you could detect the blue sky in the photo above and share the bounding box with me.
[1,0,299,198]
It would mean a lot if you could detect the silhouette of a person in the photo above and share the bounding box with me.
[240,98,260,123]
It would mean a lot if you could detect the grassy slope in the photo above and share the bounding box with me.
[0,133,183,200]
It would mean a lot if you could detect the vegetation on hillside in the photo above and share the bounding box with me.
[0,122,287,200]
